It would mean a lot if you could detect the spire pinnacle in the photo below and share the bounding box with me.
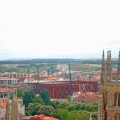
[101,50,106,84]
[106,50,112,82]
[107,50,111,61]
[102,50,105,61]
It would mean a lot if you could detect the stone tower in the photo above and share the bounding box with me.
[100,50,106,84]
[98,51,120,120]
[4,91,19,120]
[11,91,18,120]
[5,97,10,120]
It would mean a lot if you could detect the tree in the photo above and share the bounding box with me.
[51,100,61,109]
[40,88,51,105]
[23,91,35,108]
[32,96,45,105]
[37,105,54,116]
[91,113,98,120]
[25,111,31,116]
[51,109,69,120]
[17,89,24,98]
[57,102,69,109]
[68,110,89,120]
[66,103,98,112]
[67,95,71,103]
[47,65,55,75]
[26,103,42,116]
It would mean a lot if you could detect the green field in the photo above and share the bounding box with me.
[0,63,118,73]
[0,64,54,73]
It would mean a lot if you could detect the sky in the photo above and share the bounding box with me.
[0,0,120,60]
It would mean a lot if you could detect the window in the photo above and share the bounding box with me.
[114,113,120,120]
[114,93,120,106]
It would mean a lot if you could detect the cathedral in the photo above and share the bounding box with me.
[0,91,25,120]
[98,50,120,120]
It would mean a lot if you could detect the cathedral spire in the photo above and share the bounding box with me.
[118,51,120,80]
[101,50,106,84]
[106,50,112,82]
[11,96,18,120]
[5,98,10,120]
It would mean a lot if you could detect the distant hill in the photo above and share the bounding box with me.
[0,58,118,64]
[0,59,76,64]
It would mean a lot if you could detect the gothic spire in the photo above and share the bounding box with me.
[101,50,106,84]
[11,97,18,120]
[5,98,10,120]
[106,50,112,82]
[118,51,120,80]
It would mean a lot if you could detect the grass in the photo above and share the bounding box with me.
[0,63,117,73]
[0,64,50,73]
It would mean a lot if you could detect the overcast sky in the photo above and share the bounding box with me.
[0,0,120,60]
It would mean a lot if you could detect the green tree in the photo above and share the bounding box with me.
[68,110,89,120]
[40,88,51,105]
[66,103,98,112]
[23,91,35,108]
[67,95,71,103]
[51,109,69,120]
[51,100,61,109]
[17,89,24,98]
[57,102,69,109]
[32,96,45,105]
[91,113,98,120]
[66,104,77,111]
[26,103,42,116]
[25,111,31,116]
[47,65,56,75]
[37,105,54,116]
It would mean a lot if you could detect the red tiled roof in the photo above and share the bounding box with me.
[75,92,99,102]
[0,100,6,108]
[0,77,19,80]
[42,117,58,120]
[23,114,59,120]
[0,87,15,93]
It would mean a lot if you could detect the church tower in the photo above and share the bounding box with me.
[11,91,19,120]
[98,51,120,120]
[98,50,106,120]
[106,50,112,82]
[3,91,19,120]
[5,97,10,120]
[101,50,106,84]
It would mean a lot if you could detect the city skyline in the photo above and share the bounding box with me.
[0,0,120,60]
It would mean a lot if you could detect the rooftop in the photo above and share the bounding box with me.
[0,77,19,80]
[0,87,15,93]
[74,92,99,102]
[23,114,59,120]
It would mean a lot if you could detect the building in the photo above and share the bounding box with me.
[0,92,25,120]
[71,92,99,103]
[22,114,59,120]
[98,50,120,120]
[0,87,15,97]
[34,80,98,99]
[0,77,20,87]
